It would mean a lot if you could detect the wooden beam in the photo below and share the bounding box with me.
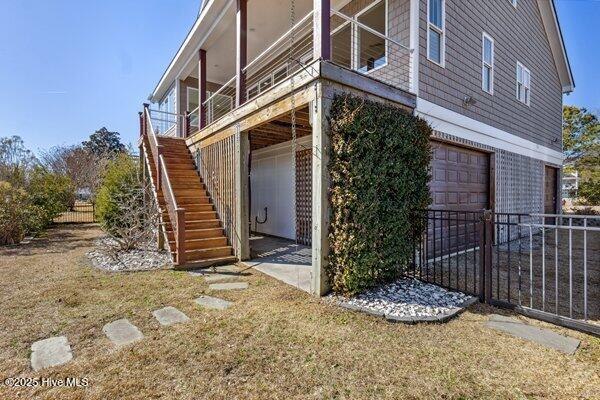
[236,0,247,107]
[313,0,331,61]
[199,49,207,129]
[235,129,250,260]
[311,81,331,296]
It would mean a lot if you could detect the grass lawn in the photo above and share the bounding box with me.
[0,225,598,399]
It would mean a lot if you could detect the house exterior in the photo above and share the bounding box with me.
[139,0,573,295]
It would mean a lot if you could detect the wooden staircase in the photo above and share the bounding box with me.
[141,131,236,268]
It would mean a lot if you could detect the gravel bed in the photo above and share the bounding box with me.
[87,238,172,272]
[329,278,476,322]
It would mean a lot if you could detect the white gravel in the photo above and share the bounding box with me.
[87,238,172,272]
[329,278,475,319]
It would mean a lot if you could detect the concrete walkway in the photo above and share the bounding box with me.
[245,235,312,293]
[486,314,580,355]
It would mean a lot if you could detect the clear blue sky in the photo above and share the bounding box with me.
[0,0,597,154]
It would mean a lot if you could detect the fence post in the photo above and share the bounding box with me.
[479,210,494,303]
[176,208,186,265]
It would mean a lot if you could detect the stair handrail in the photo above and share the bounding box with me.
[159,154,186,265]
[143,105,164,190]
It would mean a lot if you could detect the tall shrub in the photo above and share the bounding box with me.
[327,95,432,294]
[0,182,28,244]
[95,154,139,234]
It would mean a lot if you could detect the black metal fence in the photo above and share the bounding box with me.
[410,209,600,337]
[53,202,96,224]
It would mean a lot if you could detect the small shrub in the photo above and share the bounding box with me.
[327,94,432,295]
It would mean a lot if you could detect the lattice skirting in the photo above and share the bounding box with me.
[296,149,312,246]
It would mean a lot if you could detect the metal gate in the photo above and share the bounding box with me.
[53,201,96,224]
[410,209,600,336]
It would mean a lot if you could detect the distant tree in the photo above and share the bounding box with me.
[563,106,600,206]
[40,145,108,197]
[563,106,599,168]
[0,136,38,186]
[82,127,126,157]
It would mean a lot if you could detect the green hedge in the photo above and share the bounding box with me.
[327,94,432,295]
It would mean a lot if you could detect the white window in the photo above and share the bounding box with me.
[187,87,199,127]
[330,0,387,74]
[482,33,494,94]
[356,0,387,73]
[246,65,289,100]
[516,62,531,105]
[427,0,445,66]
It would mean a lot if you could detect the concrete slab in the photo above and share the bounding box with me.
[195,295,233,310]
[103,319,144,346]
[30,336,73,371]
[209,282,249,291]
[487,314,580,355]
[152,306,190,326]
[246,235,311,293]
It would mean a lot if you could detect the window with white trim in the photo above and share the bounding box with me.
[482,33,494,94]
[516,62,531,105]
[187,87,199,127]
[427,0,444,66]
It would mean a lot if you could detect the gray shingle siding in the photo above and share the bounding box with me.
[418,0,563,152]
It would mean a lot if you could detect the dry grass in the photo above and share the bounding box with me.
[0,225,598,400]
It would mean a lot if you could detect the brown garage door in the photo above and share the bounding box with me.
[428,141,490,255]
[430,141,489,211]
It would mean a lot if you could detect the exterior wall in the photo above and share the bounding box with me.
[250,136,312,240]
[332,0,412,91]
[418,0,563,152]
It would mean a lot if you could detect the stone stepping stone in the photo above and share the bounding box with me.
[209,282,248,291]
[152,306,190,326]
[103,319,144,346]
[486,314,580,355]
[195,295,232,310]
[188,265,243,282]
[30,336,73,371]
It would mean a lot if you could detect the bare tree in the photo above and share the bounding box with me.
[40,145,109,198]
[103,178,160,252]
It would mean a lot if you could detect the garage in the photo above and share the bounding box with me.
[428,141,491,254]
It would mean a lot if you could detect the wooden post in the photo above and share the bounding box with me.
[176,208,186,265]
[235,127,250,260]
[313,0,331,61]
[236,0,247,107]
[138,111,144,138]
[311,82,331,296]
[198,49,207,129]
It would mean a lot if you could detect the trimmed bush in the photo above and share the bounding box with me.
[327,94,432,295]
